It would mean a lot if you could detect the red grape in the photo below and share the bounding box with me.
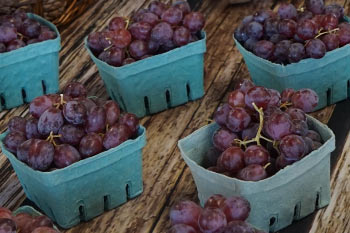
[226,107,251,132]
[217,147,245,173]
[198,208,227,233]
[170,200,202,230]
[27,139,54,171]
[305,0,325,15]
[167,224,197,233]
[103,100,120,126]
[119,113,139,136]
[148,1,167,17]
[276,155,295,170]
[103,124,131,150]
[151,22,174,44]
[268,89,281,107]
[63,82,87,98]
[161,7,183,26]
[235,80,255,94]
[221,220,255,233]
[80,98,97,112]
[173,26,190,46]
[58,124,85,146]
[244,145,270,166]
[38,107,64,135]
[306,38,326,59]
[236,164,267,181]
[296,19,317,40]
[264,111,294,140]
[322,14,338,30]
[212,128,238,152]
[288,43,305,63]
[174,1,191,15]
[292,119,308,136]
[28,215,54,232]
[291,89,318,112]
[312,15,324,30]
[325,4,344,20]
[79,133,103,158]
[110,29,131,48]
[20,18,41,38]
[147,39,160,54]
[228,90,245,108]
[281,88,295,103]
[85,106,106,133]
[7,39,25,52]
[321,33,339,51]
[219,196,250,221]
[14,213,32,231]
[129,40,148,59]
[138,12,159,27]
[54,144,81,168]
[241,123,259,140]
[129,22,152,41]
[0,25,17,43]
[278,3,297,20]
[338,28,350,46]
[306,130,321,142]
[31,227,59,233]
[0,218,16,233]
[297,11,313,23]
[253,40,275,60]
[63,100,87,125]
[100,47,125,67]
[29,95,53,118]
[38,29,56,41]
[245,86,271,110]
[109,17,127,31]
[278,19,297,38]
[183,12,205,33]
[0,208,13,220]
[87,31,104,54]
[279,134,307,160]
[4,131,26,154]
[205,194,226,209]
[17,139,37,163]
[286,107,306,121]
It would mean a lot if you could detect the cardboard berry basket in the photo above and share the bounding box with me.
[178,116,335,232]
[13,205,60,231]
[0,126,146,229]
[0,13,61,111]
[84,31,206,118]
[233,18,350,111]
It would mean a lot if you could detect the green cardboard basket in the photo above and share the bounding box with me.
[233,17,350,111]
[0,13,60,111]
[84,31,206,118]
[178,116,335,232]
[13,206,60,231]
[0,126,146,229]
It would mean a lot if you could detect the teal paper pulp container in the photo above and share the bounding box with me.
[178,116,335,232]
[0,13,60,111]
[234,17,350,110]
[0,126,146,229]
[85,31,206,118]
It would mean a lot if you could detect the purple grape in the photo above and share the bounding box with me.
[27,139,54,171]
[161,6,183,26]
[26,118,41,139]
[138,12,159,27]
[212,128,239,152]
[306,130,321,142]
[243,38,257,52]
[174,1,191,15]
[173,26,190,46]
[253,10,275,23]
[8,116,26,134]
[278,19,297,38]
[119,113,139,136]
[85,106,106,133]
[274,40,292,64]
[0,42,6,52]
[17,139,38,163]
[234,25,249,43]
[183,12,205,33]
[20,18,40,38]
[0,25,17,43]
[103,124,131,149]
[305,0,325,15]
[129,22,152,41]
[38,107,64,135]
[279,134,307,160]
[151,22,173,44]
[278,3,297,20]
[219,196,251,221]
[54,144,81,168]
[246,21,263,40]
[79,133,103,158]
[129,40,148,59]
[64,82,87,99]
[6,39,25,52]
[237,164,267,181]
[58,124,85,146]
[321,34,339,51]
[4,131,26,154]
[214,104,232,127]
[253,40,275,60]
[264,18,279,38]
[288,43,305,63]
[148,1,167,17]
[325,4,344,20]
[63,100,87,125]
[103,100,120,126]
[305,39,326,59]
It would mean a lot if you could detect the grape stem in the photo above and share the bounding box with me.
[280,102,293,110]
[54,94,67,109]
[314,28,339,39]
[263,162,271,170]
[125,18,130,29]
[46,131,61,147]
[234,103,276,148]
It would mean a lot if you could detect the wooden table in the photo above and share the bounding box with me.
[1,0,350,232]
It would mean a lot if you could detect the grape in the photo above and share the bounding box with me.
[310,140,322,151]
[228,90,245,108]
[79,98,96,112]
[243,38,257,52]
[253,10,275,24]
[38,29,56,41]
[293,119,308,136]
[79,133,103,158]
[264,18,279,38]
[264,106,282,119]
[109,17,127,31]
[226,107,251,132]
[147,40,160,54]
[217,147,245,173]
[305,0,325,15]
[132,9,150,22]
[129,40,148,59]
[189,33,199,43]
[242,15,254,26]
[87,31,104,54]
[207,166,225,173]
[28,215,53,232]
[288,43,305,63]
[303,136,313,154]
[306,130,321,142]
[62,100,87,125]
[13,212,32,231]
[8,116,26,134]
[170,200,202,230]
[312,15,324,30]
[168,224,197,233]
[278,3,297,20]
[151,22,174,44]
[321,34,339,51]
[27,139,54,171]
[0,25,17,43]
[221,220,255,233]
[58,124,85,146]
[0,208,12,220]
[138,12,159,27]
[338,29,350,46]
[264,111,294,140]
[219,196,250,221]
[296,19,317,40]
[183,12,205,33]
[325,4,344,20]
[0,42,6,52]
[205,194,226,209]
[119,113,139,136]
[322,14,338,31]
[14,9,28,21]
[281,88,295,103]
[6,39,25,52]
[236,164,267,181]
[64,82,87,98]
[198,208,227,233]
[174,1,191,15]
[241,123,259,140]
[245,22,263,40]
[4,131,26,154]
[291,89,318,112]
[276,155,296,169]
[85,106,106,133]
[268,89,281,107]
[31,227,59,233]
[110,29,131,48]
[129,22,152,41]
[38,107,64,135]
[17,139,37,163]
[212,128,238,152]
[279,134,307,160]
[235,79,255,94]
[214,104,232,127]
[0,218,16,233]
[244,145,270,166]
[102,100,120,126]
[20,18,40,38]
[46,94,72,106]
[297,10,313,23]
[245,86,271,110]
[54,144,81,168]
[173,26,190,46]
[286,107,306,121]
[29,96,53,119]
[99,47,125,67]
[103,124,131,150]
[148,1,167,17]
[122,57,136,65]
[278,19,297,38]
[253,40,275,60]
[338,23,350,31]
[269,34,287,44]
[234,25,248,43]
[161,7,183,26]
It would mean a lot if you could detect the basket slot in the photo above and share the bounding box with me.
[21,88,27,103]
[104,195,110,211]
[126,183,130,199]
[165,89,171,108]
[269,215,278,233]
[315,191,320,209]
[41,80,47,94]
[347,80,350,98]
[293,202,301,220]
[0,94,5,110]
[79,205,86,221]
[186,83,191,100]
[327,88,331,106]
[144,96,150,115]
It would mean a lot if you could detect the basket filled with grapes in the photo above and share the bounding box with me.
[85,1,206,117]
[178,80,335,232]
[233,0,350,110]
[0,83,146,229]
[0,206,60,233]
[0,11,60,111]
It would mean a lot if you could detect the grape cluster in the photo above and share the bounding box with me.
[3,82,140,171]
[87,1,205,67]
[0,9,57,53]
[0,207,59,233]
[206,80,322,181]
[168,194,265,233]
[234,1,349,64]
